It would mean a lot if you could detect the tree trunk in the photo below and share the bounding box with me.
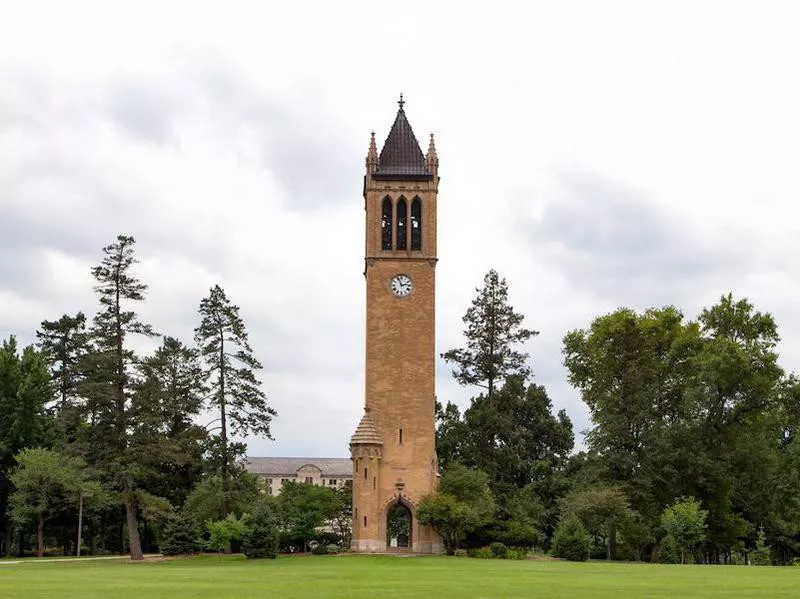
[3,525,11,557]
[608,522,616,560]
[37,514,45,557]
[125,493,144,560]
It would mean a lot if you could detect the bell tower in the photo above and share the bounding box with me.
[350,96,442,553]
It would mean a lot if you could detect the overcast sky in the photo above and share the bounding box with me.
[3,1,800,459]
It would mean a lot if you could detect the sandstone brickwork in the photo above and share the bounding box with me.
[350,102,442,553]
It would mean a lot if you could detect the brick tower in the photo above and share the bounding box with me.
[350,97,442,553]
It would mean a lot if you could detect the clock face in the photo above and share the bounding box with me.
[390,274,413,297]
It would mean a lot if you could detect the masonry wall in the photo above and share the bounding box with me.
[352,171,442,553]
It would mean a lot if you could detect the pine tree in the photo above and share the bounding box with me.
[84,235,156,560]
[36,312,91,440]
[195,285,275,516]
[442,270,537,397]
[133,337,207,507]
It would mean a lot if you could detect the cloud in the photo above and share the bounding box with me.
[513,168,758,308]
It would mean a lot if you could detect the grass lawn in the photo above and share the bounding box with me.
[1,554,799,598]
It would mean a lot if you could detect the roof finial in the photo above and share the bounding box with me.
[398,92,405,110]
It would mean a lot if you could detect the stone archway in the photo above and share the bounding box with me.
[386,501,412,549]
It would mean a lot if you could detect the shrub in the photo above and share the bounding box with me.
[206,513,249,554]
[505,547,527,560]
[326,544,341,554]
[311,543,328,555]
[660,535,678,564]
[242,502,279,559]
[490,542,508,558]
[468,547,494,559]
[160,513,201,555]
[552,517,591,562]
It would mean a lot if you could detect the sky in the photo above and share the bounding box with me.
[3,1,800,459]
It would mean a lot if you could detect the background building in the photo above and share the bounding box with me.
[245,457,352,496]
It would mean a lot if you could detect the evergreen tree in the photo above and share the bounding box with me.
[195,285,275,516]
[36,312,91,441]
[442,270,537,398]
[82,235,156,560]
[160,511,202,555]
[132,337,207,507]
[242,499,279,559]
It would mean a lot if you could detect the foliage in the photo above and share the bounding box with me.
[0,337,55,555]
[435,377,573,546]
[241,500,279,559]
[418,493,476,555]
[330,480,352,547]
[418,466,496,554]
[661,497,708,564]
[195,285,275,517]
[160,512,202,555]
[277,481,339,552]
[490,541,508,557]
[132,337,207,508]
[80,235,158,561]
[552,517,591,562]
[660,535,679,564]
[441,270,537,398]
[184,474,262,524]
[35,312,90,435]
[205,513,249,553]
[560,485,633,560]
[750,527,772,566]
[9,448,99,556]
[563,296,791,563]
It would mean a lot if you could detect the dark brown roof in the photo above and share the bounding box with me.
[375,106,432,180]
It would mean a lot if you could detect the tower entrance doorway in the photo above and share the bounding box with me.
[387,503,412,549]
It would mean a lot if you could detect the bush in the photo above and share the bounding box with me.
[660,535,678,564]
[467,547,494,559]
[311,543,328,555]
[552,517,591,562]
[326,544,340,554]
[490,542,508,558]
[242,502,279,559]
[160,513,201,555]
[505,548,527,560]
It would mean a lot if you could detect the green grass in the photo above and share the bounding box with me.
[1,554,799,598]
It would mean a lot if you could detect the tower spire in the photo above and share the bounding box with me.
[398,92,405,110]
[366,130,378,171]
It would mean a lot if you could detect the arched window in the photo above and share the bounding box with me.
[411,197,422,251]
[381,197,393,250]
[396,197,407,250]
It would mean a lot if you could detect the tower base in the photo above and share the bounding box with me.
[350,539,444,554]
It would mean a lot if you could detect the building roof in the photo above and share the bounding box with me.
[350,410,384,445]
[375,100,431,179]
[245,457,352,477]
